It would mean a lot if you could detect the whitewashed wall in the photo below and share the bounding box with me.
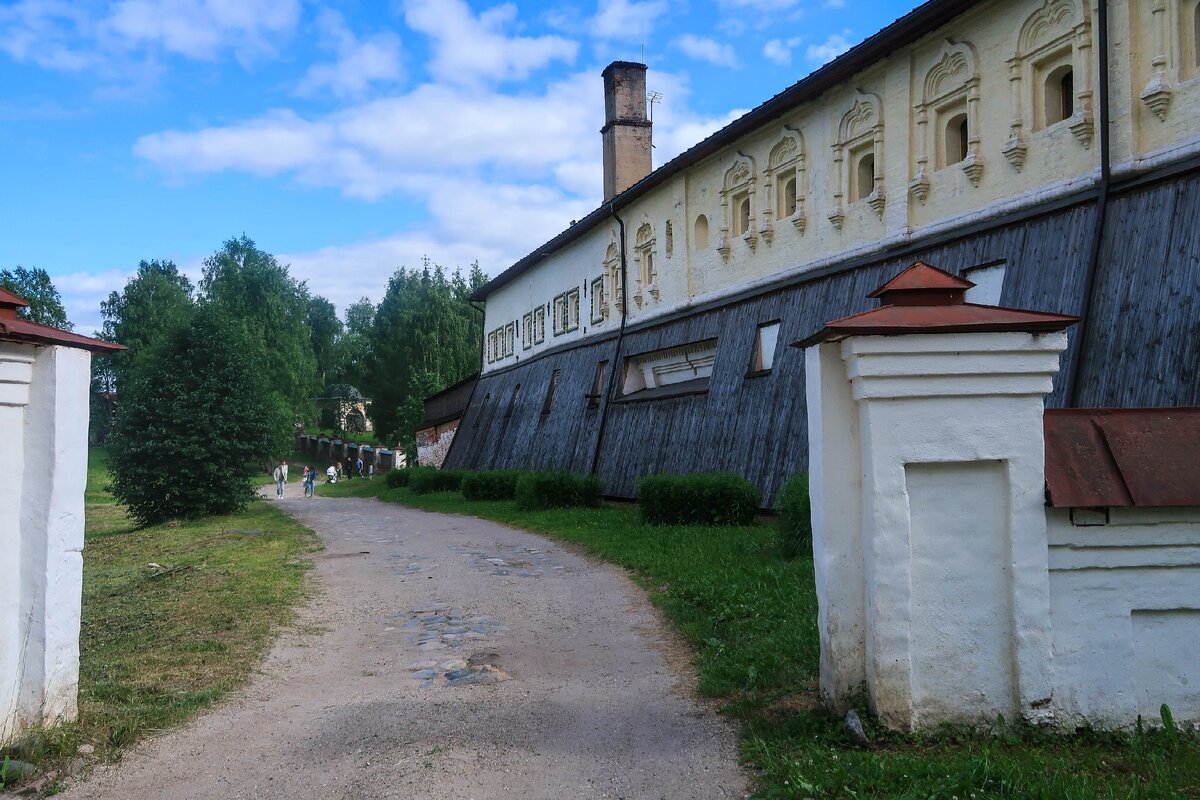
[1048,507,1200,726]
[807,327,1200,731]
[482,0,1200,374]
[0,342,90,743]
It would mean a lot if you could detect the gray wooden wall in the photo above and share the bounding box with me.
[446,171,1200,505]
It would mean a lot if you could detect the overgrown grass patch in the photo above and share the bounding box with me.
[336,478,1200,798]
[4,450,320,789]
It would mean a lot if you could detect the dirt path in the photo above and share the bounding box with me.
[60,484,749,800]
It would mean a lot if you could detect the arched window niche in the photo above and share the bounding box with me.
[718,155,758,260]
[694,214,710,252]
[1004,0,1093,172]
[763,129,807,241]
[603,241,623,316]
[632,222,658,308]
[911,39,982,204]
[830,90,884,228]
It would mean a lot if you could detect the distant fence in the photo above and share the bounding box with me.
[293,434,404,472]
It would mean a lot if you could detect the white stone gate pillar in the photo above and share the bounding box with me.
[1,289,123,743]
[799,262,1077,730]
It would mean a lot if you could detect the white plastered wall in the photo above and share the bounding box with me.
[1047,507,1200,726]
[806,330,1068,730]
[481,0,1200,374]
[1,342,90,743]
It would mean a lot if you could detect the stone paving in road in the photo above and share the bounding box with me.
[59,482,749,800]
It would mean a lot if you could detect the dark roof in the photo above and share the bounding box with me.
[470,0,985,302]
[794,262,1078,347]
[0,290,125,354]
[420,372,479,428]
[1044,408,1200,508]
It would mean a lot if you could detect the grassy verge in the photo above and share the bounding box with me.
[4,450,320,792]
[323,478,1200,799]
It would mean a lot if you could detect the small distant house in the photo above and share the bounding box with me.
[317,384,373,433]
[416,373,478,468]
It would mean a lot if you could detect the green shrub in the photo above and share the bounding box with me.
[637,472,760,527]
[407,466,465,495]
[384,468,411,488]
[515,471,601,511]
[461,470,527,501]
[777,473,812,558]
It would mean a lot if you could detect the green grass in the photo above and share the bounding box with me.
[324,478,1200,799]
[3,450,320,789]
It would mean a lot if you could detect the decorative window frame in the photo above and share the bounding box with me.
[567,288,580,331]
[911,39,983,204]
[763,128,807,240]
[830,90,885,229]
[717,153,758,261]
[532,305,546,344]
[590,276,606,324]
[486,330,496,364]
[1138,0,1198,120]
[632,222,659,307]
[552,293,568,336]
[1004,0,1094,171]
[504,321,516,357]
[522,312,534,350]
[603,242,623,316]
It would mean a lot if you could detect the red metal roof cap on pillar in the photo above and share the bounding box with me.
[1044,408,1200,508]
[0,287,126,353]
[793,261,1079,348]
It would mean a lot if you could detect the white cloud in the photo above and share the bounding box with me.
[106,0,301,64]
[590,0,668,41]
[0,0,104,72]
[402,0,577,85]
[673,34,737,68]
[806,31,853,64]
[295,9,403,99]
[53,268,136,336]
[762,35,802,65]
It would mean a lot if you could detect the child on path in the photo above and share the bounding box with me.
[304,465,317,497]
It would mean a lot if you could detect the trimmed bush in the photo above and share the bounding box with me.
[384,468,411,488]
[461,470,527,501]
[407,466,465,495]
[515,471,601,511]
[637,472,760,527]
[776,473,812,558]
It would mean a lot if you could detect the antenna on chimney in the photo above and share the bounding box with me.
[647,90,663,125]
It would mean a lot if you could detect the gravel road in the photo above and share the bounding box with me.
[60,485,749,800]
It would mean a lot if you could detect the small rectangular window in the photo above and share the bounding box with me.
[750,321,781,374]
[963,261,1007,306]
[522,312,533,350]
[567,288,581,331]
[588,360,609,407]
[542,369,560,415]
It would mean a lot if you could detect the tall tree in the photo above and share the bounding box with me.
[200,235,318,423]
[99,259,195,389]
[107,304,291,525]
[306,296,342,384]
[362,262,486,445]
[0,266,71,329]
[331,296,375,387]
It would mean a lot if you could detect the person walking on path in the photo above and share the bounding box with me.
[355,456,364,479]
[273,461,288,499]
[304,465,317,497]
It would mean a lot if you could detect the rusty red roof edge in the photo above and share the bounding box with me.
[1044,408,1200,509]
[0,318,126,353]
[793,304,1080,348]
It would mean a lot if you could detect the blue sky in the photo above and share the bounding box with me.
[0,0,922,333]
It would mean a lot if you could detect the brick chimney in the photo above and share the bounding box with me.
[601,61,652,201]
